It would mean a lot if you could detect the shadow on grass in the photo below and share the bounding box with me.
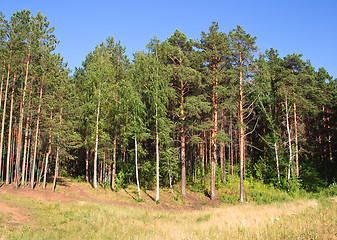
[123,188,137,201]
[142,189,156,202]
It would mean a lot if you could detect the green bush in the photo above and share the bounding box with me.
[219,194,239,204]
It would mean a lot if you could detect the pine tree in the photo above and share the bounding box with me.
[229,25,257,203]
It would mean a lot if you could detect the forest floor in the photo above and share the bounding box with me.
[0,178,336,239]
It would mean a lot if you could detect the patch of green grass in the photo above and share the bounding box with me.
[196,214,211,222]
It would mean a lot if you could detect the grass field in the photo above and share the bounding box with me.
[0,180,336,239]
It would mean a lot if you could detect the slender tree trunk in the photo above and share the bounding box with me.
[210,74,218,200]
[93,88,100,190]
[294,102,299,179]
[220,143,225,183]
[200,140,204,184]
[135,136,141,199]
[31,77,43,190]
[230,114,234,180]
[181,126,186,196]
[0,64,10,182]
[6,74,16,185]
[111,137,116,191]
[43,108,53,189]
[85,139,89,183]
[21,81,33,187]
[52,107,62,191]
[15,57,30,188]
[239,67,245,203]
[285,96,293,184]
[155,102,160,203]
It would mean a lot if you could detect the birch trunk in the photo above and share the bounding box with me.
[285,96,293,183]
[135,136,141,199]
[93,88,100,190]
[52,107,62,191]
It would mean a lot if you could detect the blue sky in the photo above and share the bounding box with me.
[2,0,337,78]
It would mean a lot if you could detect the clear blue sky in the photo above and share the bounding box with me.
[2,0,337,78]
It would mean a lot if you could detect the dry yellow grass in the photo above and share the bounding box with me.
[0,183,336,239]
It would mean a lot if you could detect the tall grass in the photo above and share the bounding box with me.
[0,192,336,239]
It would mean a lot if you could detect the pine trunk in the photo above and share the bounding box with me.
[294,102,299,179]
[43,108,53,189]
[155,103,160,203]
[85,140,89,183]
[0,63,10,181]
[111,137,116,191]
[31,77,43,190]
[239,67,245,203]
[21,83,33,188]
[210,76,218,200]
[15,57,30,188]
[6,74,16,185]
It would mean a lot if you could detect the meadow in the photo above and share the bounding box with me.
[0,179,336,239]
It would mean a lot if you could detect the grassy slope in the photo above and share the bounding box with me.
[0,179,336,239]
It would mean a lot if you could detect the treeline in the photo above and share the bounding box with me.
[0,10,336,202]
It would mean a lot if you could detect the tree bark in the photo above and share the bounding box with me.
[0,63,10,182]
[52,107,62,191]
[21,82,33,187]
[93,88,100,190]
[155,103,160,203]
[294,102,299,179]
[31,77,43,190]
[15,56,30,188]
[239,63,245,203]
[43,108,53,189]
[85,139,89,183]
[6,74,16,185]
[285,96,293,184]
[135,136,141,199]
[111,136,116,191]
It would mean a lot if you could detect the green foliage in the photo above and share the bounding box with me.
[115,170,128,190]
[245,178,293,204]
[318,182,337,197]
[219,194,239,204]
[139,160,156,190]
